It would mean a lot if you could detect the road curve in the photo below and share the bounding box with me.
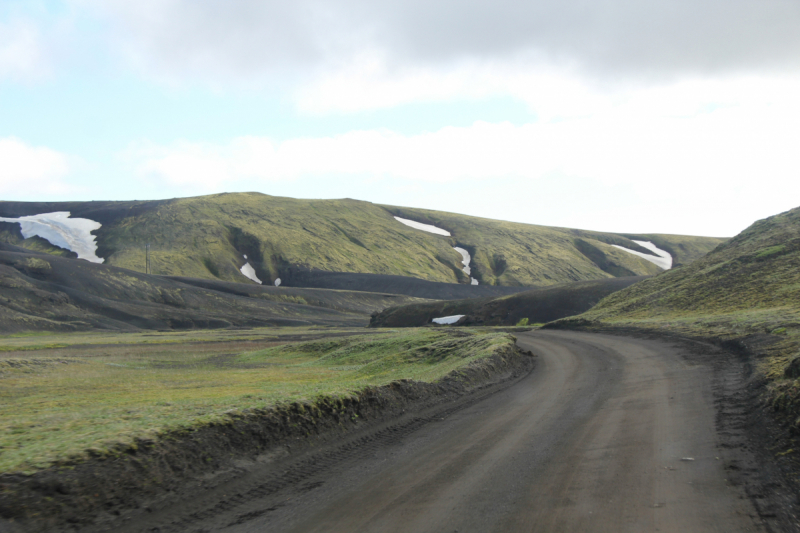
[132,331,769,532]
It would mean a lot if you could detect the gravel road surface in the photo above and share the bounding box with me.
[125,330,784,532]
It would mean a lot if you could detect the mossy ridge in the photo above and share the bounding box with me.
[1,193,725,288]
[92,193,464,284]
[381,205,723,286]
[0,328,514,474]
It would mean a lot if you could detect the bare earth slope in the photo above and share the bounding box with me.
[0,193,724,287]
[369,276,648,327]
[112,331,792,533]
[276,267,532,300]
[0,244,427,332]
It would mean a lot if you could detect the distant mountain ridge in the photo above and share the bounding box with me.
[0,193,726,287]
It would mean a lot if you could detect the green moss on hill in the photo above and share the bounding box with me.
[95,194,464,284]
[382,205,689,285]
[0,193,725,287]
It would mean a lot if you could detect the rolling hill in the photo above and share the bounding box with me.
[383,205,726,285]
[0,193,726,288]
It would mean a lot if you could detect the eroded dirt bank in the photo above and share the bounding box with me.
[0,341,534,533]
[116,331,797,532]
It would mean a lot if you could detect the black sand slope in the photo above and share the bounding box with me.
[0,244,423,333]
[279,267,533,300]
[369,276,648,327]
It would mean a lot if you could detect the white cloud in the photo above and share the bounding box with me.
[77,0,800,99]
[0,138,72,195]
[0,19,48,80]
[129,78,800,202]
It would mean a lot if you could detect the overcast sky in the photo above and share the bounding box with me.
[1,0,799,237]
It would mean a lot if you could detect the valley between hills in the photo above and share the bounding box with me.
[2,194,799,532]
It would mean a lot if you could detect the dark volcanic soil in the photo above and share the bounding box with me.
[370,276,648,327]
[279,267,533,300]
[0,244,422,333]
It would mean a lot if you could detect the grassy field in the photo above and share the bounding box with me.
[1,193,725,287]
[0,326,517,474]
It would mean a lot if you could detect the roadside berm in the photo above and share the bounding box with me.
[0,336,535,533]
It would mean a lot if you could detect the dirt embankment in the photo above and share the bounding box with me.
[0,343,534,533]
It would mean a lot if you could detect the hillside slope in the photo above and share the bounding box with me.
[384,205,727,285]
[554,204,800,389]
[0,244,427,332]
[0,193,725,287]
[570,206,800,330]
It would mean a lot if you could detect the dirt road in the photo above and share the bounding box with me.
[125,330,787,532]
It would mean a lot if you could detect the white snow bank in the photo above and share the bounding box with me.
[454,246,480,285]
[432,314,465,325]
[274,278,281,287]
[453,247,471,275]
[394,216,450,236]
[240,262,262,284]
[611,240,672,270]
[0,211,104,263]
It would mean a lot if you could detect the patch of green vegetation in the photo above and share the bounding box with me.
[0,344,68,352]
[0,327,515,474]
[756,245,787,259]
[516,318,530,326]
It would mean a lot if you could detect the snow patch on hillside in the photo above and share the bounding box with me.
[611,240,673,270]
[394,217,480,285]
[432,315,465,325]
[0,211,104,263]
[239,255,262,284]
[394,216,451,236]
[454,247,480,285]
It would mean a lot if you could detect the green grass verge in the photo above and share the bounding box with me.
[0,327,515,474]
